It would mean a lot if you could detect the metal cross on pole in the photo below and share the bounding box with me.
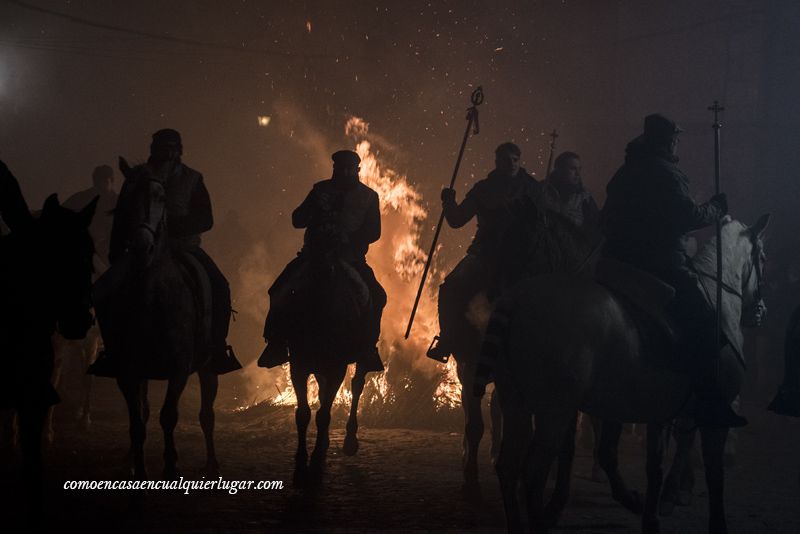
[709,100,724,357]
[404,86,484,339]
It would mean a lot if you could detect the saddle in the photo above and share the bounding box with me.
[90,250,214,377]
[595,258,684,369]
[172,250,213,369]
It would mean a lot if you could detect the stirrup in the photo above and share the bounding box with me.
[426,335,450,363]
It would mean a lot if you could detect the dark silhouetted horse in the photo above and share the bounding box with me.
[93,160,221,480]
[475,214,769,534]
[278,244,373,481]
[0,160,96,516]
[449,198,597,495]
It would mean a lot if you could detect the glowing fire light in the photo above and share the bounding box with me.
[238,115,463,416]
[257,115,271,127]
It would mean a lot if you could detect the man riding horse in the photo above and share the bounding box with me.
[601,113,745,428]
[427,142,542,361]
[94,128,239,374]
[259,149,386,373]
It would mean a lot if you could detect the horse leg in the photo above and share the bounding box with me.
[700,425,730,534]
[0,409,16,458]
[660,418,695,515]
[494,387,531,533]
[17,403,48,517]
[544,412,577,526]
[589,416,606,482]
[198,368,220,476]
[343,364,365,456]
[117,377,147,479]
[642,423,666,534]
[160,375,188,479]
[597,420,644,514]
[457,358,484,493]
[79,332,99,430]
[310,366,346,476]
[524,409,575,534]
[45,339,68,446]
[490,387,502,465]
[291,366,311,478]
[724,397,739,467]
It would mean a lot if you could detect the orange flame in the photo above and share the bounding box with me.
[238,116,462,413]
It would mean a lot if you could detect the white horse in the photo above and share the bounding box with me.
[474,214,769,534]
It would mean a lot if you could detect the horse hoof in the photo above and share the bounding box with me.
[128,492,147,517]
[591,463,607,483]
[461,480,482,503]
[293,464,308,487]
[309,452,327,473]
[642,518,661,534]
[543,502,565,527]
[613,489,644,515]
[162,467,181,480]
[342,433,359,456]
[200,464,220,479]
[658,497,675,517]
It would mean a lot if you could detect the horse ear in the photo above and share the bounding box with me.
[118,156,132,180]
[750,213,771,239]
[80,195,99,226]
[42,193,60,218]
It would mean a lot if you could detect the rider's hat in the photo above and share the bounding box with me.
[151,128,183,150]
[331,150,361,167]
[643,114,683,145]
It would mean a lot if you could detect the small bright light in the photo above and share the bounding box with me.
[306,21,312,33]
[257,115,271,127]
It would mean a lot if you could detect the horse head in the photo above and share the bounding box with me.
[118,157,168,271]
[498,196,595,287]
[40,193,97,339]
[739,213,770,328]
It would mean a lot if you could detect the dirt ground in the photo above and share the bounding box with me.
[2,374,799,534]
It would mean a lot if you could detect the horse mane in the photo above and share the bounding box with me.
[499,200,595,286]
[691,217,749,287]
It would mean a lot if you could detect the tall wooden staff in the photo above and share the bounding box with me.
[405,86,484,339]
[709,101,724,357]
[545,129,559,178]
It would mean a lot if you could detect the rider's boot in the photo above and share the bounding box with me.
[356,345,385,373]
[258,338,290,368]
[426,335,453,363]
[86,348,119,377]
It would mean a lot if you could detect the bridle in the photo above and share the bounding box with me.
[690,236,765,307]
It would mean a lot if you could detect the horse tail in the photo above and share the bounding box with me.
[473,295,514,397]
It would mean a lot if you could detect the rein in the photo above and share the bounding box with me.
[688,238,763,304]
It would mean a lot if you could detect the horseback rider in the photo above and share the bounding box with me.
[258,150,386,372]
[542,151,600,236]
[427,142,542,361]
[600,113,746,428]
[64,165,118,275]
[104,128,239,374]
